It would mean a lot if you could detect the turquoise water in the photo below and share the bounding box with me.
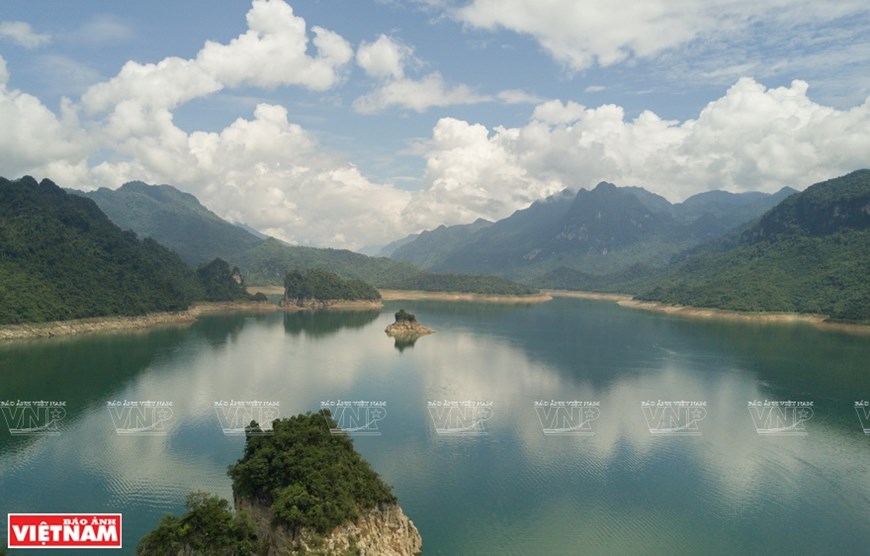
[1,298,868,554]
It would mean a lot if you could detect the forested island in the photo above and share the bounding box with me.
[281,268,383,310]
[137,412,422,555]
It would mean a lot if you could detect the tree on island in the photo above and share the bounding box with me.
[136,492,259,555]
[394,309,416,322]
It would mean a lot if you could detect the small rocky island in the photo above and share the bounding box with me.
[138,413,422,555]
[385,309,434,342]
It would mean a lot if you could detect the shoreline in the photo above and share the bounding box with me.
[379,289,552,303]
[280,299,384,312]
[0,301,279,342]
[544,290,632,302]
[547,289,870,334]
[619,299,870,334]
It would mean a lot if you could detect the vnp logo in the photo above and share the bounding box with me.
[7,513,122,549]
[748,400,814,436]
[428,401,493,436]
[0,401,66,436]
[535,401,600,436]
[642,401,707,435]
[214,401,280,436]
[855,401,870,435]
[321,401,386,436]
[107,400,173,435]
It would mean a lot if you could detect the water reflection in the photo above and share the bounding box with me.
[0,301,867,554]
[282,310,379,338]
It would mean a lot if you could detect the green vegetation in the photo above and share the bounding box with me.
[284,269,381,302]
[77,180,538,295]
[136,492,259,556]
[394,309,416,322]
[0,177,200,324]
[639,170,870,321]
[0,177,267,325]
[79,181,261,266]
[196,258,251,302]
[381,270,536,295]
[390,183,793,284]
[238,237,421,287]
[138,413,400,553]
[229,413,397,535]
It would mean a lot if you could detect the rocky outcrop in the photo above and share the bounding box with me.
[384,319,434,339]
[385,310,434,342]
[235,496,422,556]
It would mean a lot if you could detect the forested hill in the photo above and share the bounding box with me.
[0,177,258,325]
[0,176,201,324]
[639,170,870,321]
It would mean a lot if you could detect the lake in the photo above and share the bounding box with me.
[1,298,869,554]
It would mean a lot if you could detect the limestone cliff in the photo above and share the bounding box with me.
[235,496,422,556]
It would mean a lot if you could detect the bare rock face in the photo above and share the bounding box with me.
[235,496,422,556]
[384,319,434,339]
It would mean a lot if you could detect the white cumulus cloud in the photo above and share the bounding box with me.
[353,34,489,113]
[413,78,870,208]
[356,34,412,79]
[0,56,93,181]
[83,0,351,117]
[354,72,490,114]
[0,21,51,48]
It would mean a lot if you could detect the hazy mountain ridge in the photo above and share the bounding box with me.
[77,181,533,294]
[389,182,793,282]
[78,181,262,266]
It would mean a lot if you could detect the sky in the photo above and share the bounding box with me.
[1,0,869,250]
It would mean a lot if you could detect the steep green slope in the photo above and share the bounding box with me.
[640,170,870,321]
[0,177,201,324]
[80,181,261,266]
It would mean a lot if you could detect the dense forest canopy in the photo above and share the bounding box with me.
[284,268,382,302]
[0,177,263,325]
[230,413,396,534]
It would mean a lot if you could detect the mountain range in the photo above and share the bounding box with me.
[388,182,796,282]
[75,181,533,294]
[4,169,869,323]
